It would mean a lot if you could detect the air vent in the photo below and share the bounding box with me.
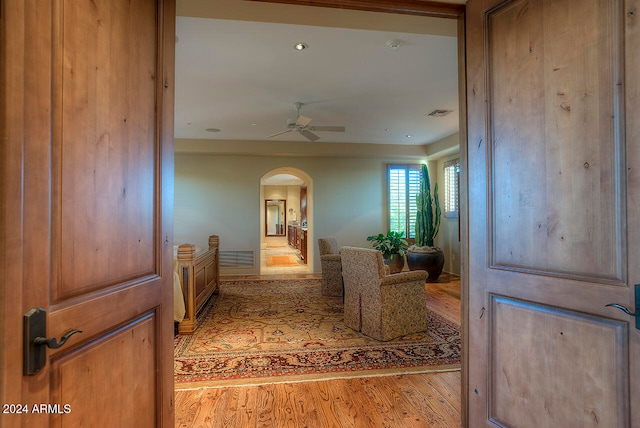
[426,109,453,117]
[219,250,255,268]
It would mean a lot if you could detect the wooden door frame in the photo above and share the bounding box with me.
[247,0,469,424]
[248,0,465,18]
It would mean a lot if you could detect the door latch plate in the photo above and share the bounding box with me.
[23,308,47,375]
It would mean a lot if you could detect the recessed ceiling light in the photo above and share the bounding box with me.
[206,128,221,133]
[386,40,401,50]
[406,134,412,138]
[294,43,308,51]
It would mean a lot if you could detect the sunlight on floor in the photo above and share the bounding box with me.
[260,243,312,275]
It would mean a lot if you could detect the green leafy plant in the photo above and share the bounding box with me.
[415,163,441,247]
[366,231,408,259]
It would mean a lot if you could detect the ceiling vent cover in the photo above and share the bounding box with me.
[426,109,453,117]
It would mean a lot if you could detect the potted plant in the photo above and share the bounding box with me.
[406,163,445,282]
[366,231,408,274]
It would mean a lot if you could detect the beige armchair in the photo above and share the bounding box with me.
[340,246,429,341]
[318,236,343,296]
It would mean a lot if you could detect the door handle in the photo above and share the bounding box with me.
[34,329,83,349]
[23,308,83,375]
[605,284,640,330]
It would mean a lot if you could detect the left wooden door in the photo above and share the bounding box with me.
[1,0,175,426]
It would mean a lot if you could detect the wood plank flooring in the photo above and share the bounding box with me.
[174,273,461,428]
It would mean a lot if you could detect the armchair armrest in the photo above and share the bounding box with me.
[321,254,341,262]
[380,270,429,286]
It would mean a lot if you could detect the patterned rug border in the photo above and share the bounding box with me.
[175,278,461,389]
[175,366,461,390]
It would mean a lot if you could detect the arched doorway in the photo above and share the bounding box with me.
[259,167,313,275]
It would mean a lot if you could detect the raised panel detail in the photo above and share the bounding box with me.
[486,0,625,281]
[49,312,157,427]
[489,295,628,427]
[195,268,206,296]
[54,0,158,299]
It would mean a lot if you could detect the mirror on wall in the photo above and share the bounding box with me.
[265,199,286,236]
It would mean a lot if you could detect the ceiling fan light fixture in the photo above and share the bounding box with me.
[265,101,345,142]
[294,43,308,51]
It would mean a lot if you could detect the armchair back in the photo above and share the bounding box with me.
[317,236,343,296]
[318,236,339,256]
[340,246,429,341]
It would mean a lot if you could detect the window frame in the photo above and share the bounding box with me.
[443,158,460,218]
[387,163,422,240]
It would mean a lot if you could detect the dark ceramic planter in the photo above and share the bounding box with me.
[383,253,405,274]
[406,246,445,282]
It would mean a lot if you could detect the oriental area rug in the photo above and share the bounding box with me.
[174,278,461,390]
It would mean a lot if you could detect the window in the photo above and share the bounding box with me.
[388,164,422,239]
[443,158,460,217]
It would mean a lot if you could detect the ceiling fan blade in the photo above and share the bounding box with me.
[308,126,345,132]
[296,115,312,127]
[265,129,293,139]
[299,130,320,142]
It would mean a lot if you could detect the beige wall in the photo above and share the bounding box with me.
[175,154,387,274]
[436,152,461,275]
[174,134,460,275]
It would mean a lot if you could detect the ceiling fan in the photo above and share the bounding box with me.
[266,102,345,142]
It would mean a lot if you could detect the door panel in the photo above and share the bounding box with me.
[466,0,639,426]
[488,0,623,280]
[55,0,157,297]
[50,313,157,426]
[490,296,628,426]
[0,0,175,426]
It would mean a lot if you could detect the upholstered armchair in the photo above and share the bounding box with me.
[318,236,343,296]
[340,246,429,341]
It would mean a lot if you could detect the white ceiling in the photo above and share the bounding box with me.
[175,3,461,146]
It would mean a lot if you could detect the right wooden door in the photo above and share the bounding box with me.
[465,0,640,426]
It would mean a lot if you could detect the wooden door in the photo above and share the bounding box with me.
[1,0,175,426]
[466,0,639,426]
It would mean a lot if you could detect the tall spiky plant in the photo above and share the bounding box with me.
[415,163,441,247]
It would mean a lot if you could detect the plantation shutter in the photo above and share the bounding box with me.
[443,158,460,217]
[388,164,421,239]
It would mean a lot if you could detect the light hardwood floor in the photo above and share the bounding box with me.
[174,274,462,428]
